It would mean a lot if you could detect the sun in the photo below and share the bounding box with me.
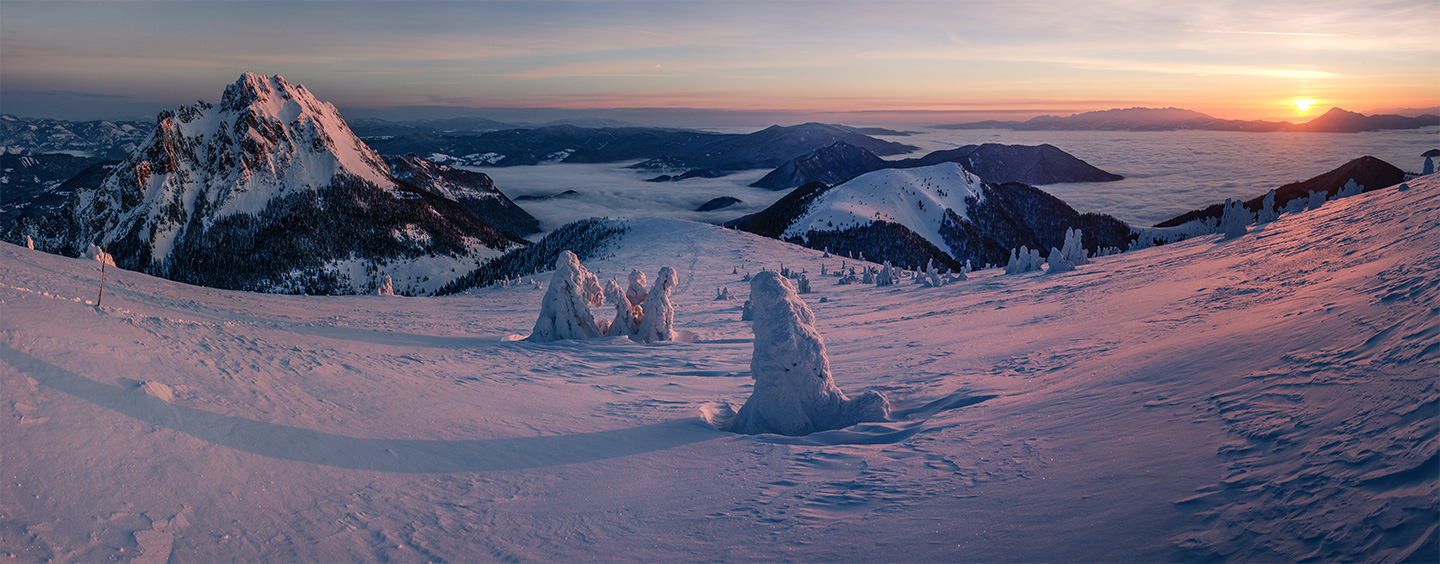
[1293,99,1316,112]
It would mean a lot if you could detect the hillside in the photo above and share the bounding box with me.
[735,162,1129,270]
[2,171,1434,561]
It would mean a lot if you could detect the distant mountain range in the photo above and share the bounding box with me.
[730,162,1131,271]
[750,141,1122,191]
[0,114,153,159]
[936,107,1440,133]
[10,73,532,295]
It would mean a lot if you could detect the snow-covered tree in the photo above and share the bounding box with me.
[1220,198,1252,240]
[1257,190,1279,224]
[1338,179,1363,198]
[604,279,640,338]
[1060,228,1089,265]
[797,274,812,294]
[1308,189,1327,211]
[720,271,889,436]
[26,236,34,250]
[1046,247,1075,273]
[876,261,897,286]
[636,266,678,343]
[741,299,754,321]
[1005,246,1043,274]
[86,244,115,267]
[527,250,605,342]
[626,270,648,309]
[377,274,396,296]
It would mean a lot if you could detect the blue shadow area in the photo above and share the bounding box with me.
[0,342,726,473]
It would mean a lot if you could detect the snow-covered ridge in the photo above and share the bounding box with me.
[781,162,984,253]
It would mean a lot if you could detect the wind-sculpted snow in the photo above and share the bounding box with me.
[1,173,1435,561]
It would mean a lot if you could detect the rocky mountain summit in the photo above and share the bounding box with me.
[15,73,527,295]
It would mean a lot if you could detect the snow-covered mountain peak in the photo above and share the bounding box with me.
[24,72,523,294]
[782,162,985,249]
[77,72,399,263]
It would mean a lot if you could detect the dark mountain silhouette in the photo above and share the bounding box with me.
[751,141,1122,191]
[936,106,1438,133]
[1155,156,1407,227]
[384,154,541,237]
[891,143,1123,185]
[750,141,890,190]
[630,123,917,172]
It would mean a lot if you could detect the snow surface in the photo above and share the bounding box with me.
[1,174,1437,561]
[781,163,985,254]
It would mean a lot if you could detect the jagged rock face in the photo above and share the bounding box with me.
[25,72,522,295]
[384,153,541,237]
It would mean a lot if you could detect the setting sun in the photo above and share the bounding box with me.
[1293,98,1316,112]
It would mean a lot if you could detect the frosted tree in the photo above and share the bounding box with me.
[636,266,678,343]
[741,299,754,321]
[1308,189,1327,210]
[604,279,641,338]
[1338,179,1363,198]
[1047,247,1075,273]
[1060,228,1089,265]
[527,250,605,342]
[1005,246,1043,274]
[1257,190,1279,223]
[876,261,897,286]
[377,274,396,296]
[797,274,812,294]
[719,271,890,436]
[1220,198,1252,240]
[626,270,648,309]
[26,236,34,250]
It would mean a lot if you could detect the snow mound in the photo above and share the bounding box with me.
[717,271,889,436]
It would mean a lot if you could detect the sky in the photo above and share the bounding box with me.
[1,0,1437,126]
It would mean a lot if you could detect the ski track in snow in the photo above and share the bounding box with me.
[1,175,1437,561]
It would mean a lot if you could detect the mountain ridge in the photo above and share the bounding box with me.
[936,106,1440,133]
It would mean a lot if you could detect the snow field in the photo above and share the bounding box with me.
[1,173,1436,561]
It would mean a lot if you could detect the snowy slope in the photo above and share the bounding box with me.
[783,162,985,252]
[1,174,1436,561]
[770,161,1129,269]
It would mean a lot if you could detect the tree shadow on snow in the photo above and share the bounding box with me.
[0,342,726,473]
[704,391,998,446]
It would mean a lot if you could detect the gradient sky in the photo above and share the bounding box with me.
[2,0,1436,125]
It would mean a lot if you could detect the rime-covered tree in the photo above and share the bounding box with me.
[604,279,641,338]
[1220,198,1251,240]
[527,250,605,342]
[636,266,678,343]
[719,271,889,436]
